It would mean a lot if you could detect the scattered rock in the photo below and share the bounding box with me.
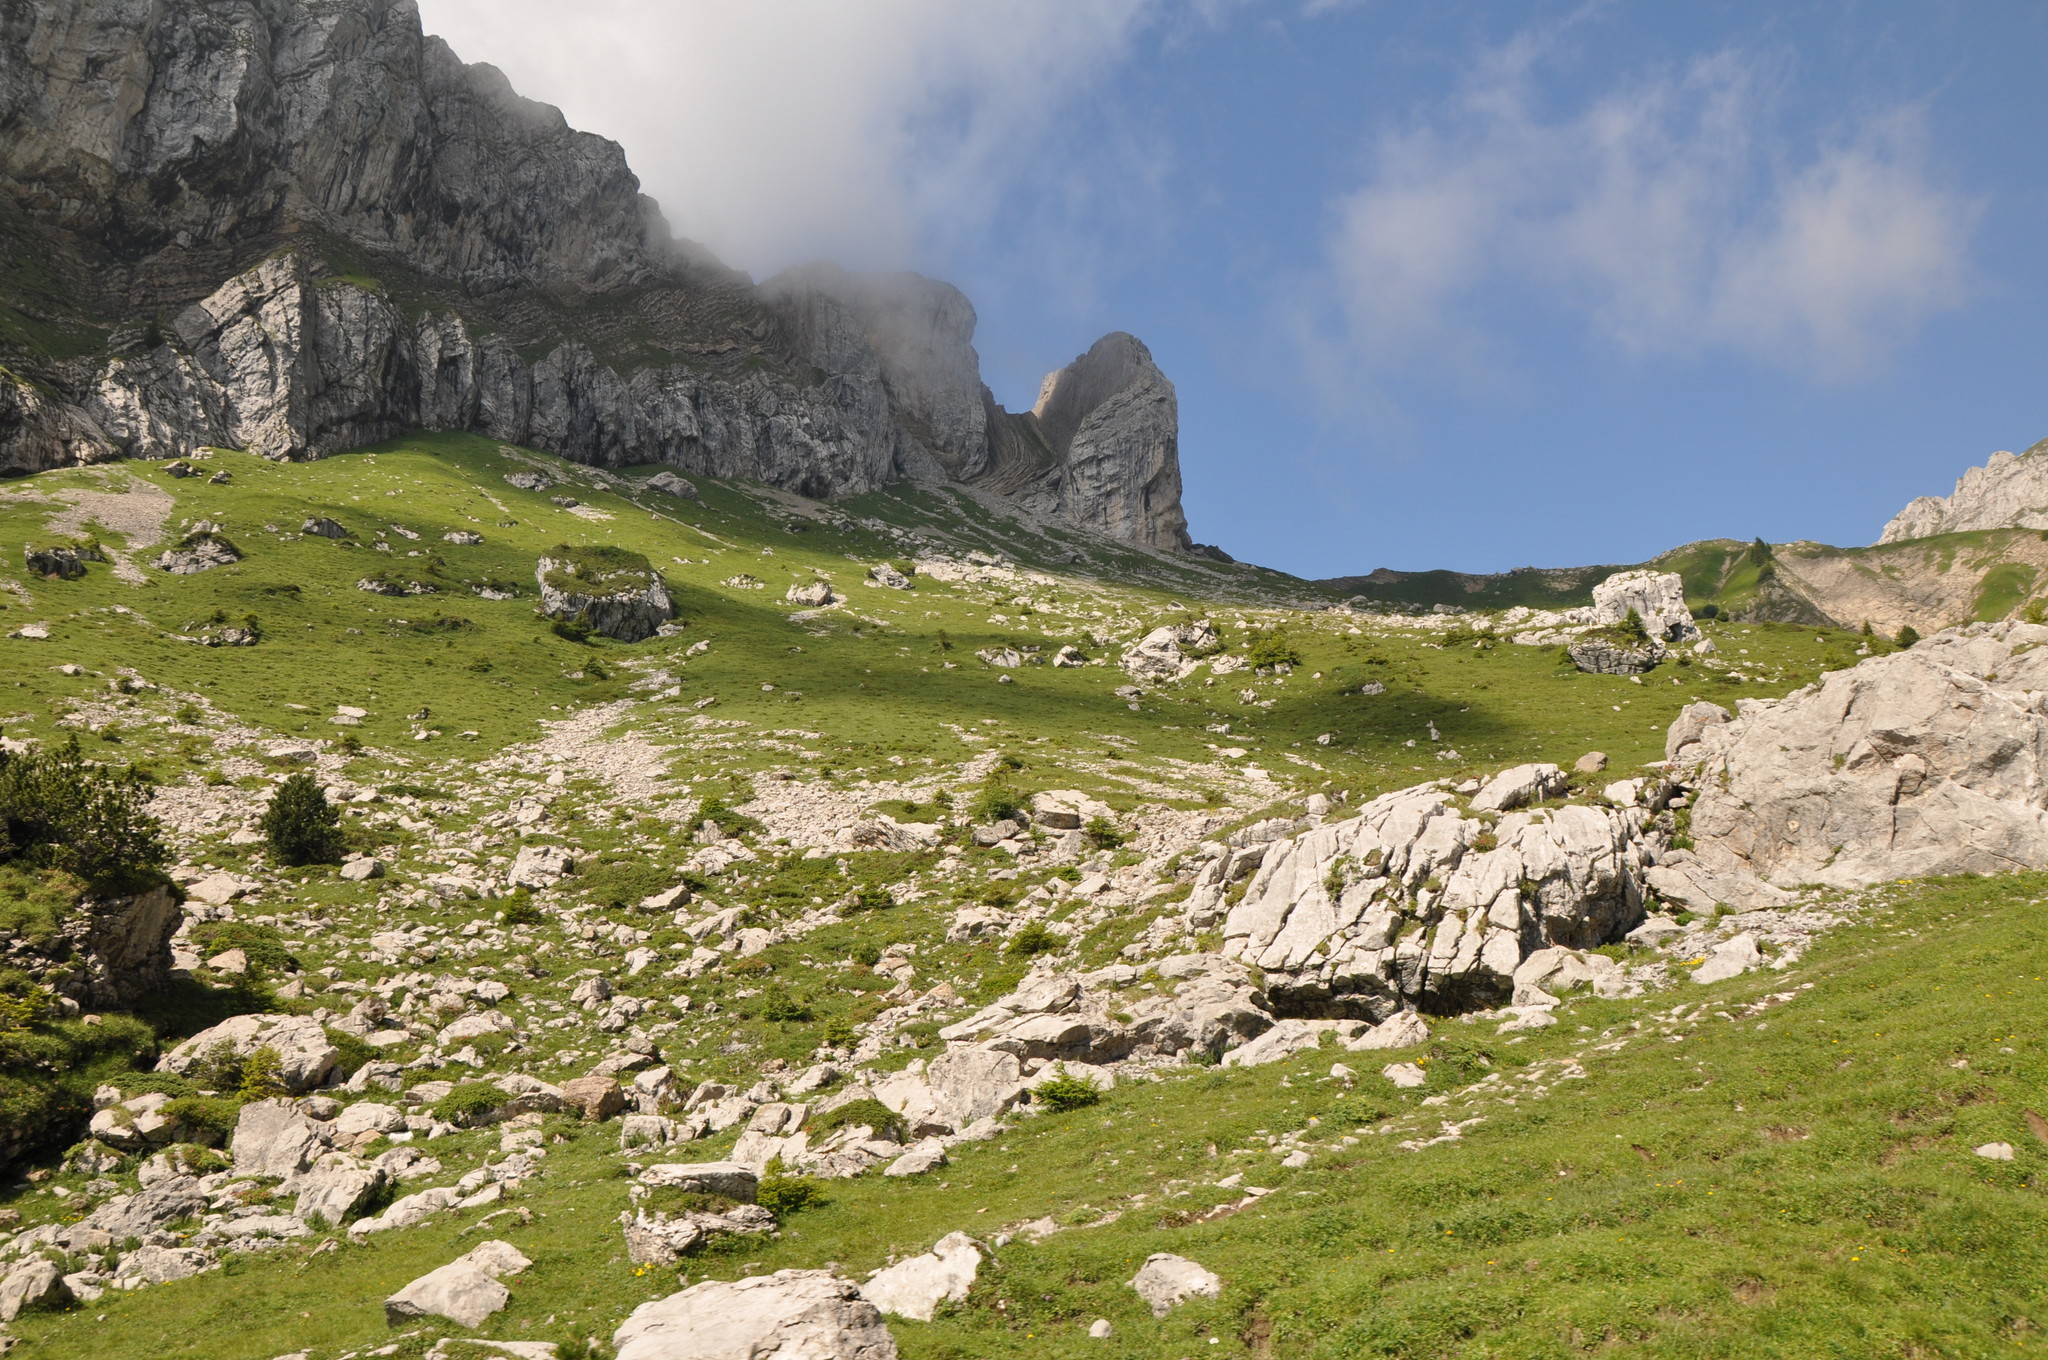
[1129,1253,1222,1317]
[0,1259,71,1320]
[1690,933,1761,985]
[1574,751,1608,775]
[882,1139,948,1178]
[786,580,837,608]
[1976,1142,2017,1161]
[1470,763,1567,814]
[1382,1063,1427,1089]
[229,1099,328,1177]
[861,1231,982,1322]
[302,517,349,539]
[339,856,385,882]
[637,1162,759,1202]
[385,1240,532,1329]
[645,470,699,499]
[1589,570,1699,643]
[561,1075,626,1121]
[536,552,672,642]
[162,1016,339,1093]
[613,1270,897,1360]
[1121,622,1215,682]
[507,844,575,889]
[24,545,88,579]
[1568,637,1663,675]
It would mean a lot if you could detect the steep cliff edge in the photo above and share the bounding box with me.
[0,0,1198,552]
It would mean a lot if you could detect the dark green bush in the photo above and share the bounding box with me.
[326,1027,378,1080]
[0,738,167,893]
[261,773,345,866]
[847,886,894,913]
[1031,1065,1103,1113]
[1325,1094,1396,1126]
[1006,921,1061,958]
[761,989,815,1023]
[188,922,297,975]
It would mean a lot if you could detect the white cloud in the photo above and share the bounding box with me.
[1318,42,1980,383]
[412,0,1192,278]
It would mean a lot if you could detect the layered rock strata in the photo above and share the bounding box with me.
[0,0,1198,552]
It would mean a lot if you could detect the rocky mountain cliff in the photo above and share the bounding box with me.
[0,0,1195,552]
[1878,438,2048,543]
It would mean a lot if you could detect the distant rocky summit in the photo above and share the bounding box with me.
[0,0,1196,555]
[1880,439,2048,543]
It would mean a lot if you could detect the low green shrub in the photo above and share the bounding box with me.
[970,783,1026,824]
[432,1082,506,1127]
[756,1172,827,1217]
[807,1097,906,1142]
[1006,922,1061,958]
[760,989,815,1023]
[1082,816,1125,850]
[1031,1065,1103,1113]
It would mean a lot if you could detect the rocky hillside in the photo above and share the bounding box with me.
[0,0,1195,553]
[0,436,2041,1356]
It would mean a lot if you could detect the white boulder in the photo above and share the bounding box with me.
[1129,1253,1222,1317]
[861,1232,982,1322]
[613,1270,897,1360]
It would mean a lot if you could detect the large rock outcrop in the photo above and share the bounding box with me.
[1880,439,2048,543]
[1677,622,2048,887]
[1199,780,1652,1017]
[536,551,673,643]
[11,883,184,1010]
[0,0,1198,552]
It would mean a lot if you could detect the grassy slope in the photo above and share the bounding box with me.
[0,432,1857,804]
[15,873,2046,1359]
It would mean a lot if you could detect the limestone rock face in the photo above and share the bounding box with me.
[765,264,990,482]
[36,883,183,1008]
[1880,440,2048,543]
[1208,782,1650,1017]
[613,1269,898,1360]
[1007,334,1192,552]
[1679,622,2048,887]
[0,0,1198,550]
[1589,570,1699,643]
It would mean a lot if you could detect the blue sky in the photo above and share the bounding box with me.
[418,1,2048,579]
